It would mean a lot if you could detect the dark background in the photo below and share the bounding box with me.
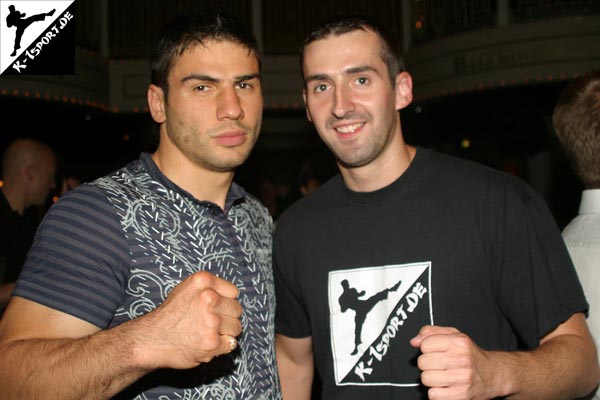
[0,0,591,229]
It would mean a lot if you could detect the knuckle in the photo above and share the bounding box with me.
[420,370,432,386]
[420,325,434,335]
[416,354,426,370]
[233,320,243,336]
[204,312,220,329]
[198,354,215,364]
[428,388,439,400]
[232,301,243,317]
[192,271,214,287]
[455,335,471,349]
[199,288,219,306]
[200,332,221,352]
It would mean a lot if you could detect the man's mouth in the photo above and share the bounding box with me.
[335,122,364,134]
[214,130,247,147]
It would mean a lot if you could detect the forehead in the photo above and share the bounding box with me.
[302,29,384,76]
[169,40,259,80]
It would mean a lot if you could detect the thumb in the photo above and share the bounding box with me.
[409,335,423,348]
[410,324,435,348]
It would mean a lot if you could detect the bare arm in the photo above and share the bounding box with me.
[411,313,600,400]
[0,272,242,400]
[276,334,314,400]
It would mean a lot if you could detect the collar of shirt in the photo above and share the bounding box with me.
[579,189,600,215]
[138,152,247,212]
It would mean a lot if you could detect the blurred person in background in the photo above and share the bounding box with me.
[553,68,600,400]
[0,138,56,312]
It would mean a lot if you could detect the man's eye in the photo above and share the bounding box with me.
[194,85,207,91]
[237,82,251,89]
[314,84,328,93]
[356,77,369,85]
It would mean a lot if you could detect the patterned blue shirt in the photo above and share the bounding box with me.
[15,153,281,399]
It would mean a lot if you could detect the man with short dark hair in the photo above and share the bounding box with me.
[0,7,280,399]
[274,15,599,400]
[553,69,600,400]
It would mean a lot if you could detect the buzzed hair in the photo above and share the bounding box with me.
[300,15,404,86]
[552,69,600,189]
[1,138,54,178]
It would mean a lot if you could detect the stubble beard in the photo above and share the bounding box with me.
[172,120,261,173]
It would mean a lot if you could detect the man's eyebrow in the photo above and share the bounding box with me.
[305,66,377,85]
[181,74,220,84]
[234,73,261,83]
[305,73,330,85]
[346,65,377,75]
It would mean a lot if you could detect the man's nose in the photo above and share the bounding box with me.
[216,87,244,120]
[332,85,355,119]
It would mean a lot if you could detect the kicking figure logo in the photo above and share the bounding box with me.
[6,4,55,56]
[328,262,433,387]
[0,0,75,75]
[338,279,402,356]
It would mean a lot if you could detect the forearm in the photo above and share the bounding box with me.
[276,335,314,400]
[0,320,152,400]
[278,358,313,400]
[491,333,599,399]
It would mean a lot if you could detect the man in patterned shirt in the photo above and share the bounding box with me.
[0,6,281,400]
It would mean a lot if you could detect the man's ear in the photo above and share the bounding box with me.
[148,84,166,123]
[394,71,413,111]
[302,89,313,122]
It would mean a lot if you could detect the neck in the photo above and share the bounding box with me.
[151,151,234,211]
[1,185,26,215]
[339,135,416,193]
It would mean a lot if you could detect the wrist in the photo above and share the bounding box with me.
[486,350,523,399]
[110,316,158,374]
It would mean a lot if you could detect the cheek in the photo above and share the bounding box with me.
[306,98,328,123]
[244,97,263,119]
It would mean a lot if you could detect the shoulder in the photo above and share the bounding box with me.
[420,148,542,205]
[51,183,115,215]
[40,183,124,243]
[241,191,274,222]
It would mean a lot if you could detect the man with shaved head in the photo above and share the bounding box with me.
[0,138,56,310]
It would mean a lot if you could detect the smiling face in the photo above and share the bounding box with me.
[302,29,411,171]
[149,40,262,173]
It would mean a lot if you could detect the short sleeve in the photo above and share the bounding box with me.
[273,218,312,338]
[485,178,588,347]
[14,184,130,328]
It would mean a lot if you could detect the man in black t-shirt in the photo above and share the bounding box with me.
[274,15,600,400]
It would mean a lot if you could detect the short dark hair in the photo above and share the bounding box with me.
[150,6,260,99]
[300,15,404,85]
[552,69,600,189]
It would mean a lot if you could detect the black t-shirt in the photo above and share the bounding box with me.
[274,147,587,400]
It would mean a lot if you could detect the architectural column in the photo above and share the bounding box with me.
[401,0,412,54]
[251,0,263,52]
[497,0,510,26]
[100,0,109,58]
